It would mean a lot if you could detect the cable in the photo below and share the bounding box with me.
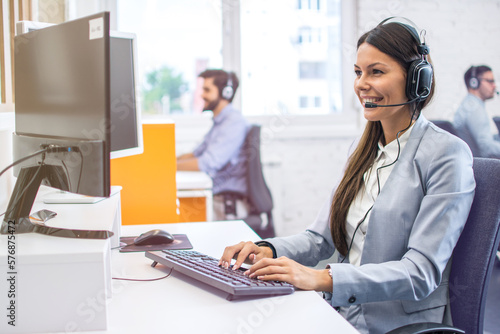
[341,205,373,263]
[342,106,419,262]
[1,146,83,219]
[0,162,44,219]
[112,267,173,282]
[76,150,84,193]
[375,106,418,194]
[61,160,72,191]
[0,148,49,179]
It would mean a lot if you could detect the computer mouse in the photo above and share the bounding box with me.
[133,229,175,246]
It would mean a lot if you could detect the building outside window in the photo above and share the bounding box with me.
[115,0,342,118]
[117,0,223,118]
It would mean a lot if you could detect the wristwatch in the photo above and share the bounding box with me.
[254,240,277,258]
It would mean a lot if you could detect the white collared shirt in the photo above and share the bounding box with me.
[345,124,414,267]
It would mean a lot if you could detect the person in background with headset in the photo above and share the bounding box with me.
[453,65,500,158]
[219,19,475,334]
[177,69,250,220]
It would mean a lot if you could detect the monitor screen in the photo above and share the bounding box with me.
[109,31,143,159]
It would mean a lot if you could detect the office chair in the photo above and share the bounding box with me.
[430,120,458,136]
[220,125,275,238]
[387,157,500,334]
[243,125,275,238]
[493,116,500,134]
[453,125,481,157]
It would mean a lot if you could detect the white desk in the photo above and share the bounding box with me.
[1,198,358,334]
[176,171,213,221]
[87,221,358,334]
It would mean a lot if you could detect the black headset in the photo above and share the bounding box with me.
[379,17,433,102]
[221,73,234,100]
[469,66,480,89]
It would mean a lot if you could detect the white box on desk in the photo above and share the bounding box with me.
[0,233,111,333]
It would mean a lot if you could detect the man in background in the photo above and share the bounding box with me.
[177,69,249,220]
[453,65,500,158]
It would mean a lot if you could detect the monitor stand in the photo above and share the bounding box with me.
[42,190,106,204]
[0,165,113,239]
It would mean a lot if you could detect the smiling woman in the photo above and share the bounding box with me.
[219,18,475,334]
[354,44,410,134]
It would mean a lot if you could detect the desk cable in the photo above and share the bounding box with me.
[0,148,48,218]
[112,267,173,282]
[111,245,174,282]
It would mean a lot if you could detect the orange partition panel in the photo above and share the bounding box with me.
[110,123,178,225]
[178,197,207,222]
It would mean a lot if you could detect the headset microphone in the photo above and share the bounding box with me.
[365,95,423,108]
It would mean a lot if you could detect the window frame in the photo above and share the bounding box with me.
[63,0,361,140]
[171,0,361,140]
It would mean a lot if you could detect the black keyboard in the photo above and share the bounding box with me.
[146,250,295,300]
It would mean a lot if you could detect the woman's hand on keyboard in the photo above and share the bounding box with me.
[219,241,273,270]
[246,257,332,292]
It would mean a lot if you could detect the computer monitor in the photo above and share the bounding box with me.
[16,21,144,160]
[0,12,113,238]
[109,31,143,159]
[13,20,143,205]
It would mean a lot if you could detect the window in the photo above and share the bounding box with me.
[240,0,342,116]
[298,0,321,11]
[314,96,321,107]
[299,96,308,108]
[69,0,344,119]
[116,0,223,118]
[299,62,327,79]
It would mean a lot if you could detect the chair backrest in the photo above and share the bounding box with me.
[493,116,500,134]
[455,125,482,157]
[430,120,458,136]
[243,125,273,214]
[241,125,275,238]
[430,119,481,157]
[449,157,500,334]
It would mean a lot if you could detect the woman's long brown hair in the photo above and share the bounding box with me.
[329,22,435,256]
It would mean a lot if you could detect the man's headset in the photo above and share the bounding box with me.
[469,66,480,90]
[365,18,433,109]
[221,73,234,100]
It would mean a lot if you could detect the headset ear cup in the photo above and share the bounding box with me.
[221,85,234,100]
[469,77,479,89]
[406,60,433,100]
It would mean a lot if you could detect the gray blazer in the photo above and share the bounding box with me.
[267,115,475,334]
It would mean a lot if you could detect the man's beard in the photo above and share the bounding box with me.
[203,98,220,112]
